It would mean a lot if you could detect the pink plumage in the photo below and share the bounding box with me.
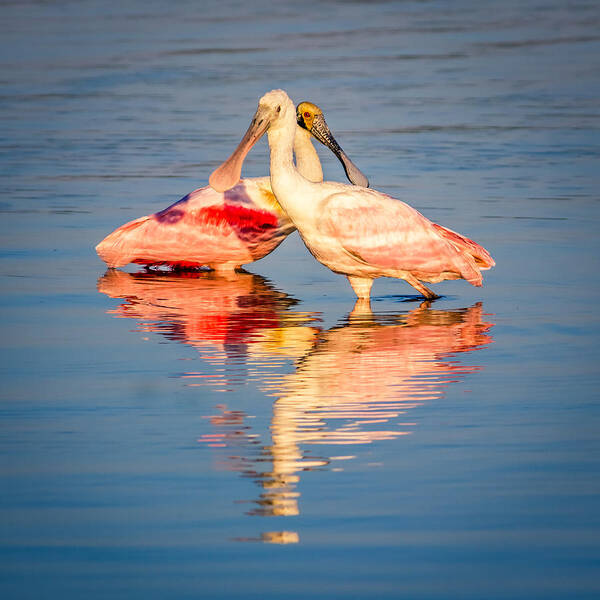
[431,222,495,270]
[312,187,494,295]
[96,178,294,271]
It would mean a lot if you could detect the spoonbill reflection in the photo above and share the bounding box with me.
[97,269,319,389]
[98,270,493,538]
[210,90,494,299]
[96,103,367,271]
[198,303,494,520]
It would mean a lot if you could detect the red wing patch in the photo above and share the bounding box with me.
[190,205,279,242]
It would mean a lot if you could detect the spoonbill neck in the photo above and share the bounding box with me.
[267,113,315,219]
[293,127,322,183]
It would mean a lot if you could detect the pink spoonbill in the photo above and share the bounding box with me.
[210,90,495,299]
[96,102,368,272]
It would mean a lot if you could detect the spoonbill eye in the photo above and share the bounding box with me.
[304,112,310,118]
[276,105,281,113]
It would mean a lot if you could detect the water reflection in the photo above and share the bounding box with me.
[97,269,318,390]
[98,271,494,542]
[202,304,493,530]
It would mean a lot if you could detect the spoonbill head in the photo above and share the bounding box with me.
[296,101,369,189]
[210,89,495,301]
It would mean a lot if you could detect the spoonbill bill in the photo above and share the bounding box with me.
[210,90,494,299]
[96,103,368,272]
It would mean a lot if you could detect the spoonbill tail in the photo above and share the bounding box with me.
[96,103,368,272]
[210,90,494,299]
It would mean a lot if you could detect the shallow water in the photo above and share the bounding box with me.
[1,1,600,598]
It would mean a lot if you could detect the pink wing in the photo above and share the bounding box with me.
[320,189,485,285]
[96,180,294,268]
[431,223,495,269]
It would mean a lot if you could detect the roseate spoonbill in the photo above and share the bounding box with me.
[210,90,495,299]
[96,103,368,272]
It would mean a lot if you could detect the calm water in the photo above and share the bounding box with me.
[1,1,599,598]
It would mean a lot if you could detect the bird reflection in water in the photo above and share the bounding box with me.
[97,269,318,391]
[98,270,494,543]
[210,303,494,526]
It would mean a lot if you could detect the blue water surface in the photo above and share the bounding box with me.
[1,1,599,598]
